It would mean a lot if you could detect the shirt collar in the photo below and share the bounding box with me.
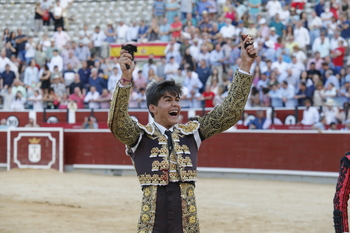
[153,121,175,135]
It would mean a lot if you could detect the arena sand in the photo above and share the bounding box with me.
[0,169,335,233]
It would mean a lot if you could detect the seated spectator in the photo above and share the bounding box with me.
[170,15,182,40]
[24,59,39,88]
[69,87,85,109]
[96,89,111,109]
[312,116,327,133]
[324,83,337,102]
[281,81,296,107]
[134,70,147,91]
[249,86,261,107]
[338,81,350,106]
[263,112,283,129]
[25,118,40,127]
[267,83,283,107]
[164,56,180,80]
[43,88,59,109]
[300,98,320,125]
[202,85,215,108]
[323,98,340,125]
[49,49,63,72]
[69,74,85,95]
[88,68,105,94]
[331,40,345,75]
[128,87,139,108]
[0,118,8,129]
[341,119,350,131]
[294,82,313,106]
[52,26,71,50]
[58,93,69,109]
[137,87,147,109]
[248,110,266,129]
[0,85,14,110]
[142,58,158,80]
[107,67,121,92]
[75,40,91,62]
[81,116,98,129]
[63,63,76,87]
[11,91,26,111]
[64,51,80,71]
[313,81,325,106]
[138,19,149,42]
[50,76,66,97]
[84,86,100,109]
[0,64,16,89]
[148,18,159,41]
[27,90,43,111]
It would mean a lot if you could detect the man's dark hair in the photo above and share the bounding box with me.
[146,80,183,118]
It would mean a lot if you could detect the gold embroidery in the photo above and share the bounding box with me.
[173,134,180,142]
[197,70,253,140]
[182,145,191,154]
[150,147,160,158]
[175,144,183,154]
[158,147,168,157]
[151,161,160,171]
[175,121,200,135]
[137,186,157,232]
[158,135,167,145]
[180,183,200,233]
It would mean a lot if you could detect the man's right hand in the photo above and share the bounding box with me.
[119,49,135,80]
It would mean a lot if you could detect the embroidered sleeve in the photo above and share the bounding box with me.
[334,155,350,233]
[197,69,252,140]
[108,84,141,146]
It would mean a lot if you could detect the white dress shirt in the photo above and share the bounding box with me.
[84,91,100,109]
[294,27,310,49]
[301,107,319,125]
[49,55,63,72]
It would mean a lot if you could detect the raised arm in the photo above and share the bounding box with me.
[108,50,141,146]
[197,36,256,140]
[334,154,350,233]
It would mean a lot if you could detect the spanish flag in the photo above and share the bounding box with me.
[110,43,168,59]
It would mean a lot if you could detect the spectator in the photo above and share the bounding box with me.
[313,33,331,58]
[267,83,283,107]
[24,118,40,127]
[148,18,159,42]
[300,98,320,125]
[323,98,340,125]
[202,85,215,107]
[330,32,348,50]
[63,63,76,87]
[34,2,43,34]
[325,69,340,90]
[107,67,121,92]
[128,87,139,108]
[104,20,116,43]
[281,81,296,107]
[79,24,92,45]
[75,40,91,62]
[88,68,105,94]
[183,69,203,97]
[84,86,100,109]
[170,15,182,40]
[209,43,224,85]
[166,0,180,24]
[24,59,39,88]
[91,26,106,57]
[249,86,261,107]
[164,56,180,80]
[81,116,98,129]
[338,81,350,105]
[294,82,313,106]
[219,18,235,39]
[249,110,266,129]
[312,116,327,132]
[78,61,90,87]
[262,112,283,129]
[142,58,157,80]
[69,86,85,109]
[0,85,14,110]
[137,20,149,42]
[307,52,324,70]
[294,21,310,50]
[196,59,211,93]
[134,70,147,91]
[11,91,26,111]
[153,0,166,23]
[53,0,64,31]
[15,29,27,62]
[248,0,261,21]
[331,40,345,74]
[324,82,337,102]
[52,26,71,48]
[39,64,51,95]
[64,51,80,71]
[49,49,63,72]
[156,56,167,80]
[126,20,139,42]
[34,44,46,67]
[27,90,43,111]
[11,80,26,98]
[116,20,129,44]
[292,45,307,64]
[309,11,323,45]
[159,18,171,42]
[50,76,66,97]
[269,14,284,38]
[0,64,16,89]
[315,0,325,17]
[341,119,350,131]
[97,88,111,109]
[339,14,350,41]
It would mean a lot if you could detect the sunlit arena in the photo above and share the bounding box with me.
[0,0,349,233]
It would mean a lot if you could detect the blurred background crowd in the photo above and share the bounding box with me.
[0,0,350,129]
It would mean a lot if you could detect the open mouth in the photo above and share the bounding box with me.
[169,110,179,117]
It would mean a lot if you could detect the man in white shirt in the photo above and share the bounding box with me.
[180,0,195,20]
[183,69,203,96]
[189,39,201,62]
[164,57,179,80]
[0,51,12,73]
[52,26,71,50]
[309,11,323,45]
[330,32,348,50]
[294,21,310,49]
[197,46,211,67]
[126,20,139,42]
[219,18,235,39]
[209,43,225,84]
[84,86,100,109]
[116,20,129,44]
[266,0,282,18]
[79,24,93,45]
[281,80,296,107]
[288,56,305,78]
[301,99,319,125]
[108,67,121,92]
[91,26,106,57]
[49,50,63,72]
[272,56,288,74]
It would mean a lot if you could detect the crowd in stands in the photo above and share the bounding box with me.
[0,0,350,129]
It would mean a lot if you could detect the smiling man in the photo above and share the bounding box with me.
[108,37,256,233]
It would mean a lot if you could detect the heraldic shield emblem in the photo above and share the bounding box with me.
[28,138,41,163]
